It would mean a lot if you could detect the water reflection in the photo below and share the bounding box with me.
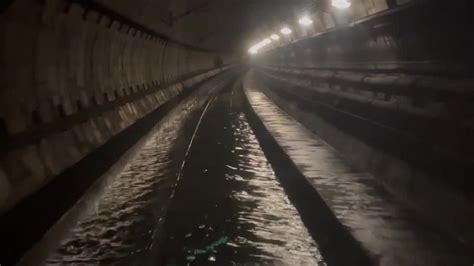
[159,90,324,265]
[230,113,323,264]
[46,83,324,265]
[47,91,209,265]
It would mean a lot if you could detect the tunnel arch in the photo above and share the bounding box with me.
[0,0,235,214]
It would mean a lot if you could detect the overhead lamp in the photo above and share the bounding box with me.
[248,38,272,54]
[332,0,351,9]
[298,16,313,26]
[270,34,280,40]
[280,27,292,35]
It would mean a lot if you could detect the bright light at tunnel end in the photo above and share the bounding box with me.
[280,27,292,35]
[298,16,313,26]
[332,0,351,9]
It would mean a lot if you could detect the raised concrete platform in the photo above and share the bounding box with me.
[243,72,472,266]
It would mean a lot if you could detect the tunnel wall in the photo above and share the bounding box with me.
[253,0,474,247]
[262,0,474,71]
[0,0,234,214]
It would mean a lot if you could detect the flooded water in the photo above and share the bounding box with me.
[159,88,324,265]
[47,87,212,265]
[46,77,324,265]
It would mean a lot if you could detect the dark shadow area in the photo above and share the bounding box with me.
[0,0,13,14]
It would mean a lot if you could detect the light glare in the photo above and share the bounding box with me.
[298,16,313,26]
[280,27,292,35]
[270,34,280,40]
[248,38,273,54]
[332,0,351,8]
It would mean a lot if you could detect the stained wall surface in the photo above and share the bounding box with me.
[0,0,234,214]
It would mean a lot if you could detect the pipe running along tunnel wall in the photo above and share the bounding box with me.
[0,0,235,215]
[251,0,474,248]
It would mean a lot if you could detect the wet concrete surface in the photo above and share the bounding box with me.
[46,74,324,265]
[243,72,474,266]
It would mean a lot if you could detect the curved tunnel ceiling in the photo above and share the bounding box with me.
[95,0,318,53]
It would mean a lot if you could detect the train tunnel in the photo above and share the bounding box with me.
[1,0,474,265]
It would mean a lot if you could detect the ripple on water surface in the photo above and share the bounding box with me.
[47,88,325,265]
[160,92,325,265]
[228,113,324,265]
[47,99,205,265]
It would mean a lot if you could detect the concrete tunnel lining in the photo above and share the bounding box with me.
[0,0,235,215]
[1,0,474,264]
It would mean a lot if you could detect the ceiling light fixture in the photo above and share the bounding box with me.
[298,16,313,26]
[280,27,292,35]
[248,48,258,54]
[270,34,280,40]
[332,0,351,9]
[248,38,272,54]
